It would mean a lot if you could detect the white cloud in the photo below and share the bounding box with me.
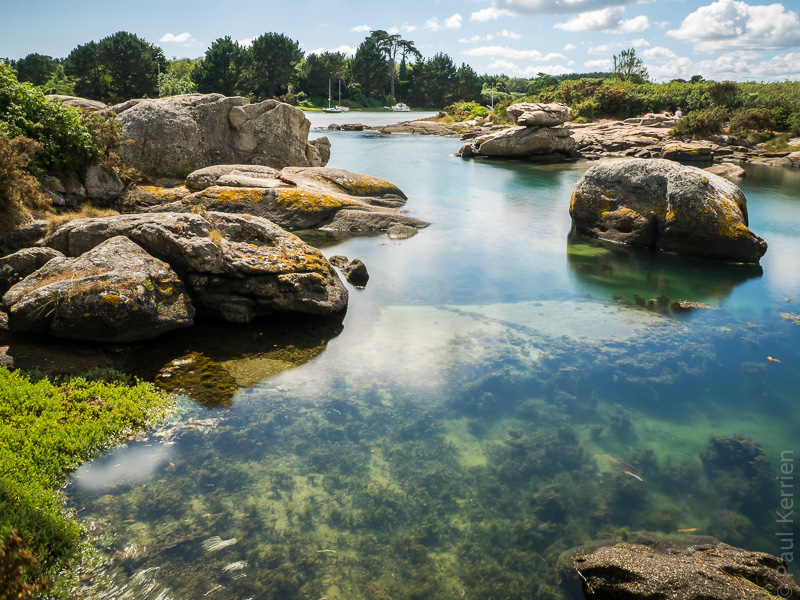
[630,38,651,47]
[584,58,613,69]
[445,13,464,29]
[387,26,400,35]
[563,43,576,50]
[642,46,678,60]
[308,47,326,55]
[555,6,648,33]
[654,20,671,30]
[159,32,194,44]
[649,50,800,82]
[237,38,254,48]
[459,34,494,43]
[330,45,358,56]
[587,44,611,55]
[351,24,371,32]
[499,29,522,39]
[486,59,574,76]
[462,45,567,61]
[667,0,800,51]
[471,6,514,22]
[495,0,638,15]
[403,25,418,33]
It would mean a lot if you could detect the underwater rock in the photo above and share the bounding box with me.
[387,224,419,239]
[671,300,716,312]
[558,540,800,600]
[3,236,194,342]
[45,212,348,323]
[569,159,768,263]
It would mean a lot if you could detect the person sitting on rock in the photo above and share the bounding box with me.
[675,107,683,119]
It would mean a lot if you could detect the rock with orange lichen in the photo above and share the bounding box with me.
[569,159,767,263]
[44,212,347,323]
[2,236,194,342]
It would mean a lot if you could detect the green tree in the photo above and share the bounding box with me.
[419,53,457,108]
[97,31,166,101]
[369,30,421,100]
[159,58,198,97]
[351,36,388,99]
[454,63,482,103]
[612,48,648,84]
[192,36,248,96]
[64,41,108,100]
[300,52,349,99]
[15,54,58,87]
[249,32,303,99]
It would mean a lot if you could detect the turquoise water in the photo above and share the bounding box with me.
[67,133,800,599]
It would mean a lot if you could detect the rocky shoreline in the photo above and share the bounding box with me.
[325,112,800,169]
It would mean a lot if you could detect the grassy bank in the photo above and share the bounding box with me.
[0,366,175,597]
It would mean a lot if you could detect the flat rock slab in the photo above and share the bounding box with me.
[559,541,799,600]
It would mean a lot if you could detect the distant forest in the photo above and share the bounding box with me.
[4,29,800,135]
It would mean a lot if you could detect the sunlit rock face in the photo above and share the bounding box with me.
[569,158,767,263]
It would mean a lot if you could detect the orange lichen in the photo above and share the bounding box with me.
[275,189,358,212]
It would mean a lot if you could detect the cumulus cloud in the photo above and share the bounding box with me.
[351,24,371,32]
[499,29,522,39]
[388,26,400,34]
[159,32,195,44]
[471,6,514,22]
[563,43,576,50]
[587,44,611,55]
[642,46,678,60]
[650,50,800,82]
[555,6,648,33]
[459,34,494,43]
[584,58,613,69]
[445,14,463,29]
[630,38,651,47]
[667,0,800,51]
[237,38,254,48]
[486,59,574,76]
[495,0,638,15]
[330,45,358,56]
[462,45,567,61]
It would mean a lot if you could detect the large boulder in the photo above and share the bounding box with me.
[0,247,64,295]
[46,95,107,112]
[507,102,571,127]
[558,540,799,600]
[85,164,126,202]
[569,159,767,263]
[3,236,194,342]
[45,212,348,322]
[459,126,577,158]
[114,94,330,177]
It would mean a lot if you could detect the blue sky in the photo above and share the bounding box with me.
[3,0,800,82]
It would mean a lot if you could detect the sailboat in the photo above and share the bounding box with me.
[323,79,341,113]
[323,79,348,113]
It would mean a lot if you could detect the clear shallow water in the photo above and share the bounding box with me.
[68,133,800,599]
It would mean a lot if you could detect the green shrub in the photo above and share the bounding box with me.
[0,64,97,177]
[0,366,175,589]
[572,100,599,121]
[363,97,382,108]
[470,105,489,118]
[729,108,776,134]
[670,108,728,138]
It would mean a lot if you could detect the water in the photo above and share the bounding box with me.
[303,109,440,130]
[67,132,800,599]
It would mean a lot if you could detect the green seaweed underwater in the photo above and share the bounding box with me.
[67,297,800,600]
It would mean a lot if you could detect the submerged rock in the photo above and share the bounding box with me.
[569,159,767,263]
[45,212,348,323]
[558,540,799,600]
[115,94,330,177]
[3,236,194,342]
[342,258,369,287]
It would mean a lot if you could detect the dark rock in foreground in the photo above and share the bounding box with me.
[558,540,799,600]
[570,159,767,263]
[3,236,194,342]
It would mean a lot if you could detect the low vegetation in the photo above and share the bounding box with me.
[0,366,174,596]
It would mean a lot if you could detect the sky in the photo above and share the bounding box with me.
[3,0,800,82]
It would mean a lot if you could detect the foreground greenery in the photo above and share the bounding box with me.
[0,366,174,596]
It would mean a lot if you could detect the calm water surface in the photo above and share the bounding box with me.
[67,131,800,599]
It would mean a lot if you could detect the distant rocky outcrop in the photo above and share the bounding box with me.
[569,158,767,263]
[557,539,799,600]
[4,212,350,341]
[121,165,428,234]
[46,95,108,112]
[114,94,330,177]
[459,102,577,159]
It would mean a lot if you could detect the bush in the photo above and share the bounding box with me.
[729,108,776,134]
[363,97,382,108]
[0,136,50,230]
[572,100,599,121]
[670,108,728,139]
[0,64,97,177]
